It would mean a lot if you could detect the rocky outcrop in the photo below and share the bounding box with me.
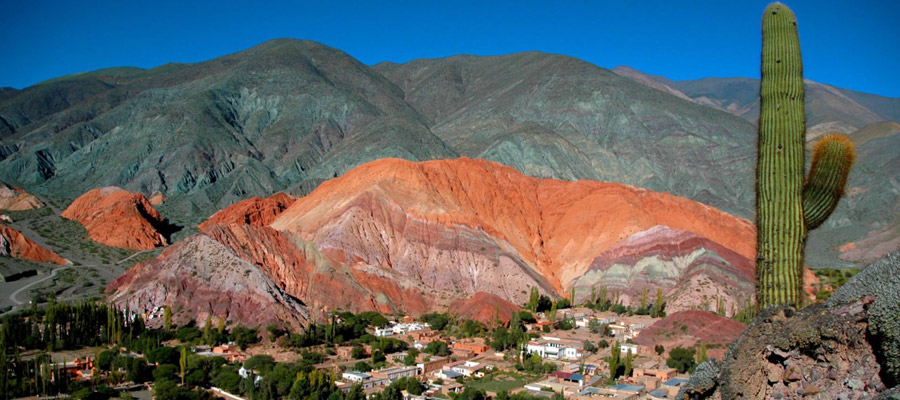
[677,252,900,399]
[61,187,170,250]
[0,182,43,211]
[450,292,520,325]
[198,193,295,230]
[0,224,68,265]
[148,191,166,207]
[106,234,308,330]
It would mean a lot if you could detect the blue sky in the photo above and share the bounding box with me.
[3,0,899,97]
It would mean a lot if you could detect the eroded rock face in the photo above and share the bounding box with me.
[678,252,900,399]
[106,234,308,330]
[271,158,755,309]
[198,193,296,230]
[61,187,169,250]
[0,224,68,265]
[0,182,44,211]
[111,158,757,327]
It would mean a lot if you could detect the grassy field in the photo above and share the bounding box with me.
[466,371,534,393]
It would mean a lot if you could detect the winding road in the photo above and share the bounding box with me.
[1,249,153,317]
[8,266,69,305]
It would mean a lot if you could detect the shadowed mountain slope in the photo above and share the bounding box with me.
[0,39,456,225]
[375,53,758,217]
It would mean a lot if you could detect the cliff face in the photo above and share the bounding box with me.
[110,158,757,326]
[106,234,308,330]
[0,224,68,265]
[61,187,169,250]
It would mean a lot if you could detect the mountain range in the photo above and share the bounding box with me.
[2,38,898,269]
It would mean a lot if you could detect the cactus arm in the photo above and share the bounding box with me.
[803,134,856,230]
[756,2,806,307]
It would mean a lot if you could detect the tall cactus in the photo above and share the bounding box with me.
[755,3,855,308]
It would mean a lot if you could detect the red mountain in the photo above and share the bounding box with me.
[109,158,757,328]
[62,187,168,250]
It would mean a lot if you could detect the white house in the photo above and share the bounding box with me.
[620,343,640,356]
[342,372,370,383]
[526,336,584,360]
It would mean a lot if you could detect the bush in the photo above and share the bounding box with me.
[230,326,260,350]
[666,346,697,373]
[148,346,179,365]
[424,341,449,356]
[353,361,373,372]
[153,364,178,382]
[243,354,276,373]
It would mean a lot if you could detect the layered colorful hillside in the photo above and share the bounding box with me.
[0,182,44,211]
[62,187,170,250]
[109,158,757,328]
[198,193,295,230]
[0,224,68,265]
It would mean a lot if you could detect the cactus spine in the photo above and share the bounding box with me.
[755,3,855,308]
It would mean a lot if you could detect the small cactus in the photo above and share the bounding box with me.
[755,3,855,308]
[803,134,856,230]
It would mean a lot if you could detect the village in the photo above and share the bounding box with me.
[169,306,704,400]
[3,295,718,400]
[326,310,693,399]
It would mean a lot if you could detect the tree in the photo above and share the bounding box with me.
[598,286,609,310]
[345,384,365,400]
[353,361,372,372]
[153,364,178,382]
[608,341,620,381]
[652,288,665,318]
[640,287,648,310]
[589,319,609,336]
[203,317,214,345]
[420,313,451,331]
[597,339,609,349]
[623,349,633,378]
[547,301,557,322]
[666,346,697,373]
[696,342,708,364]
[371,350,386,365]
[403,349,419,366]
[212,370,241,393]
[583,340,596,354]
[527,287,540,312]
[244,355,276,373]
[654,344,665,355]
[179,346,187,385]
[164,306,173,332]
[424,341,449,356]
[230,326,260,350]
